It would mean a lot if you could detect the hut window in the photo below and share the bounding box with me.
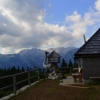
[49,58,58,62]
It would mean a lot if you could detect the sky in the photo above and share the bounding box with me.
[0,0,100,54]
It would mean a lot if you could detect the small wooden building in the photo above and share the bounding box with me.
[74,28,100,83]
[47,51,61,63]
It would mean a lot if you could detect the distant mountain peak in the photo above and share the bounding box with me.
[0,47,78,69]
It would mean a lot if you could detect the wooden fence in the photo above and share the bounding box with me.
[0,67,72,94]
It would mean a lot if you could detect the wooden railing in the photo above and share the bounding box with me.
[0,67,72,95]
[0,68,47,94]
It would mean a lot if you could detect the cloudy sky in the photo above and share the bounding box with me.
[0,0,100,54]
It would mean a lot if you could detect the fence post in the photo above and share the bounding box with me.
[28,70,31,86]
[70,67,72,74]
[43,69,46,79]
[42,69,44,77]
[38,69,40,81]
[13,75,16,94]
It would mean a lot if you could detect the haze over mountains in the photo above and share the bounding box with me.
[0,47,78,69]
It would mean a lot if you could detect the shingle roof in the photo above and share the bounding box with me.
[47,51,61,58]
[75,28,100,56]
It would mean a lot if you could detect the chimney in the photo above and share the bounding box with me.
[83,35,86,43]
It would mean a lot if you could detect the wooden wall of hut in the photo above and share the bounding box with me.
[81,58,100,79]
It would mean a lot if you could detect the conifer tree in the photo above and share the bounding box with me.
[17,66,20,73]
[11,66,16,74]
[27,66,29,71]
[61,58,67,67]
[21,67,25,72]
[68,59,73,67]
[73,60,78,68]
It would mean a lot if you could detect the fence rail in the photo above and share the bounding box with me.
[0,67,72,94]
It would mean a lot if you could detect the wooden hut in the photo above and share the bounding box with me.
[47,51,61,63]
[74,28,100,83]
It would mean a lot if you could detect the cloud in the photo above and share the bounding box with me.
[66,11,94,39]
[0,0,100,54]
[66,11,82,23]
[65,0,100,47]
[0,0,75,54]
[2,47,15,54]
[95,0,100,12]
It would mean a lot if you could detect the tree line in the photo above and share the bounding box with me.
[59,59,78,74]
[61,58,78,68]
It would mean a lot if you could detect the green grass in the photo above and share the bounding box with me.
[0,90,13,99]
[47,87,57,93]
[84,87,97,100]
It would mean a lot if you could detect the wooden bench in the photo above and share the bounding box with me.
[72,68,83,82]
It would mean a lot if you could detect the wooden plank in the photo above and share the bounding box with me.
[0,84,13,90]
[13,75,16,94]
[89,77,100,79]
[28,71,31,86]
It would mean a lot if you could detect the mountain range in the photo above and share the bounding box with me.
[0,47,78,69]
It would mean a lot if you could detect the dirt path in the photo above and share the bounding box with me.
[10,80,100,100]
